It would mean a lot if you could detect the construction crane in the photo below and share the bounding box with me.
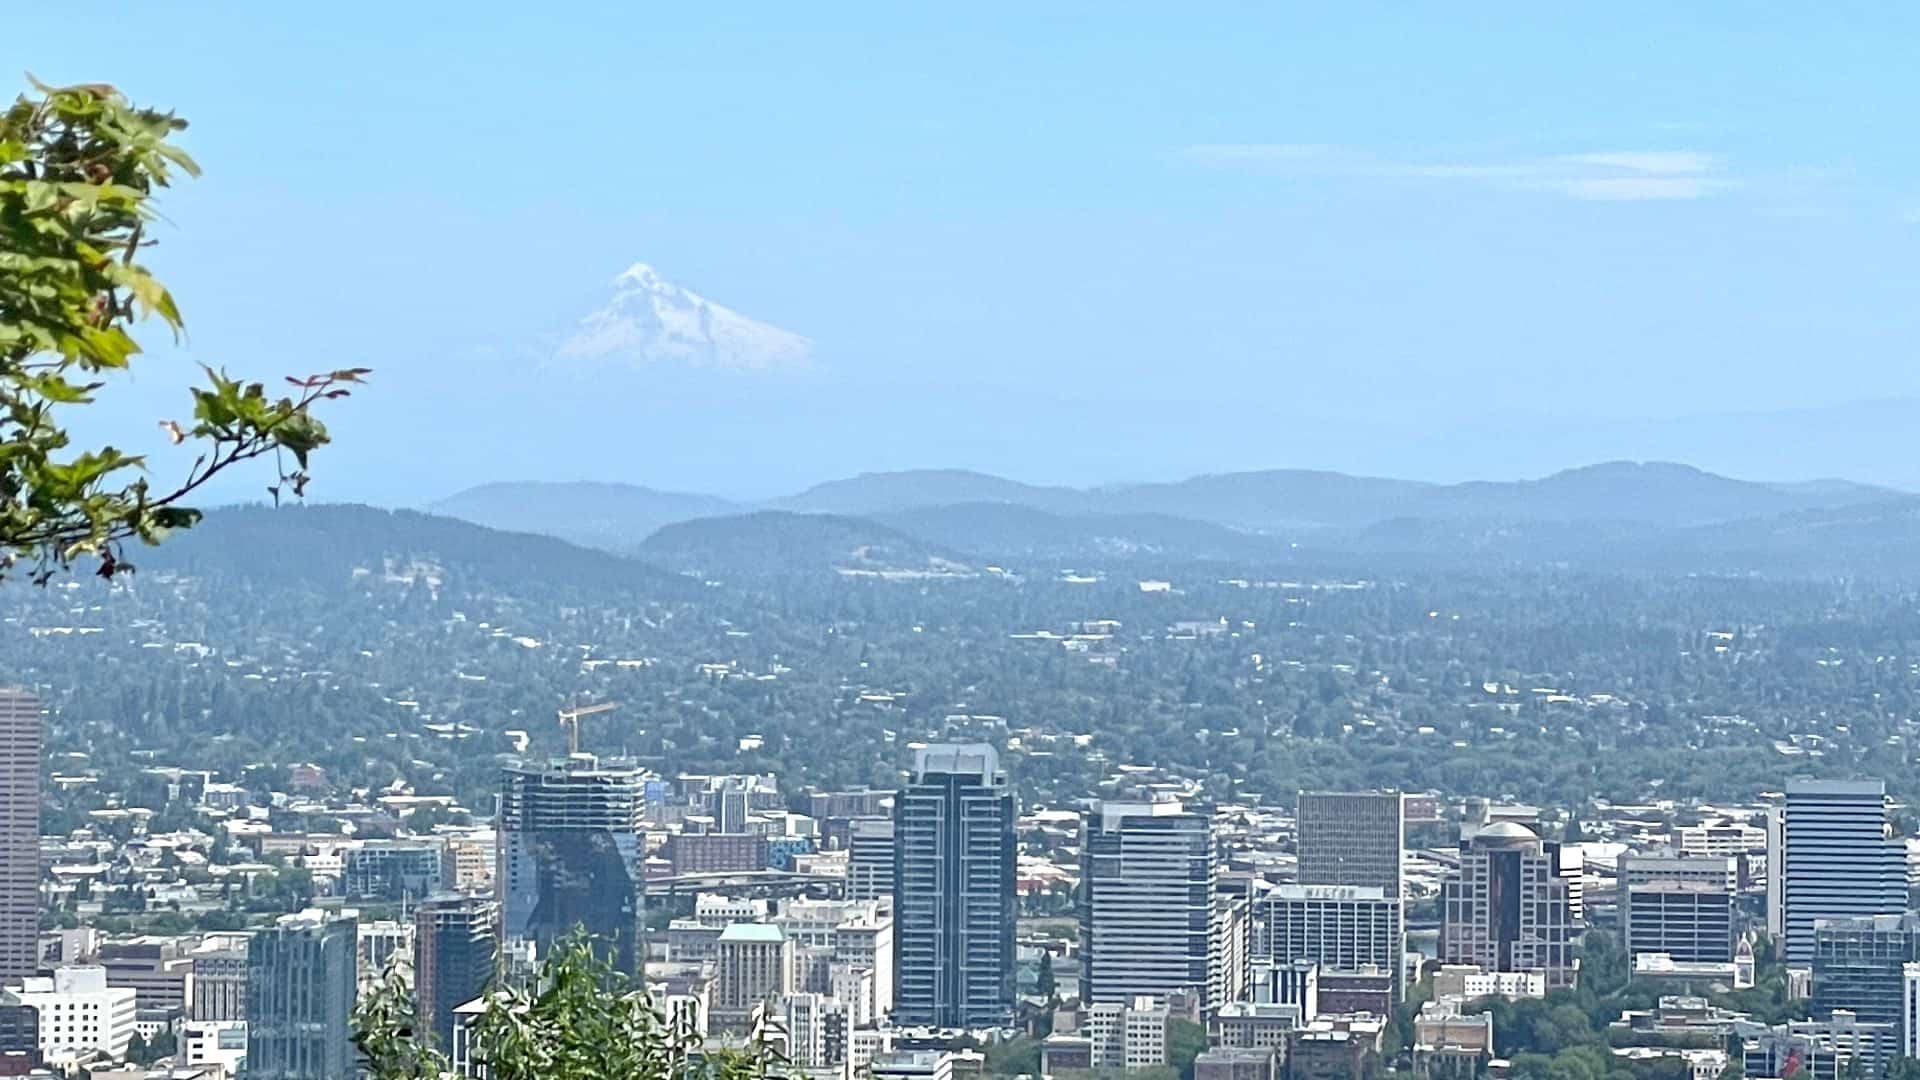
[557,700,618,756]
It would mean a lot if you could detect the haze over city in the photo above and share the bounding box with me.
[17,5,1920,501]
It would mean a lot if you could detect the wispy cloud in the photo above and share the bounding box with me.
[1178,143,1730,202]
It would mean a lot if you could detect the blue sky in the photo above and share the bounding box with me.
[15,5,1920,500]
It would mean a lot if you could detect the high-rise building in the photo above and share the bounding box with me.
[1439,822,1577,989]
[414,894,497,1052]
[1810,914,1917,1031]
[1296,792,1403,898]
[246,911,358,1080]
[847,819,896,901]
[0,691,38,987]
[1622,856,1736,964]
[893,744,1016,1028]
[1904,962,1920,1060]
[714,924,794,1026]
[1081,801,1213,1005]
[497,758,646,973]
[1782,780,1907,965]
[1259,885,1404,999]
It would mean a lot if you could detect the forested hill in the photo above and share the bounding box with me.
[130,504,696,598]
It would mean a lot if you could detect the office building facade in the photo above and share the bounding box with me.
[1782,780,1906,965]
[1081,801,1213,1004]
[1439,822,1576,989]
[246,912,358,1080]
[1260,885,1404,998]
[1296,792,1403,897]
[415,894,497,1052]
[498,759,646,973]
[848,818,896,901]
[1622,856,1737,964]
[0,691,37,987]
[893,744,1016,1028]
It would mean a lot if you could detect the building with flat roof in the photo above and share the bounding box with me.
[1082,801,1213,1006]
[1780,780,1906,966]
[893,744,1015,1029]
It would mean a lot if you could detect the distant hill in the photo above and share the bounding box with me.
[420,462,1909,574]
[773,469,1088,516]
[635,511,972,577]
[767,461,1899,532]
[430,481,741,550]
[875,503,1287,564]
[134,504,692,597]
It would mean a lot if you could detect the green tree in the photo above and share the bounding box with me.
[354,933,782,1080]
[1,78,364,583]
[1037,951,1057,999]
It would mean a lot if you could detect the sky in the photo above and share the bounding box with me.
[14,5,1920,502]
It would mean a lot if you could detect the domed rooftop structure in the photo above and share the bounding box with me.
[1474,820,1541,849]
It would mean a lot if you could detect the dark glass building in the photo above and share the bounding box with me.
[497,759,645,973]
[415,894,497,1051]
[893,744,1016,1028]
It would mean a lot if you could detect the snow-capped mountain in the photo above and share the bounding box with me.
[559,263,813,371]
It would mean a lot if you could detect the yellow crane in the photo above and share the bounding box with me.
[557,700,618,756]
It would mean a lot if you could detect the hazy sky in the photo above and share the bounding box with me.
[17,5,1920,500]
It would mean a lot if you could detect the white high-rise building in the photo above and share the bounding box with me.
[1081,801,1213,1005]
[11,966,137,1060]
[1260,885,1404,998]
[1781,780,1906,965]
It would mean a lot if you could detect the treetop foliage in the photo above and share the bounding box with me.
[1,77,363,584]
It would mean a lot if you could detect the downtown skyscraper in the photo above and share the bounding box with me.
[1780,779,1906,965]
[497,758,646,973]
[1080,800,1213,1005]
[414,894,497,1051]
[893,744,1016,1028]
[1296,791,1403,897]
[246,911,358,1080]
[0,691,38,986]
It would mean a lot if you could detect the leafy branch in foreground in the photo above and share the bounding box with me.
[354,933,785,1080]
[1,76,366,584]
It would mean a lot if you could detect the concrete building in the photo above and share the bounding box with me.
[847,818,896,901]
[1296,792,1403,897]
[1081,801,1213,1005]
[1085,995,1169,1070]
[414,894,496,1052]
[245,911,357,1080]
[189,938,249,1021]
[1209,1002,1304,1051]
[1429,965,1545,1001]
[497,758,646,973]
[1193,1046,1278,1080]
[1622,856,1736,964]
[179,1020,247,1075]
[1210,890,1252,1010]
[1439,822,1577,990]
[0,691,38,987]
[1412,1000,1493,1079]
[1260,885,1404,999]
[1780,780,1906,965]
[893,744,1016,1028]
[714,924,793,1027]
[10,966,136,1061]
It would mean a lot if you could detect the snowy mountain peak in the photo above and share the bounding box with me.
[561,262,813,371]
